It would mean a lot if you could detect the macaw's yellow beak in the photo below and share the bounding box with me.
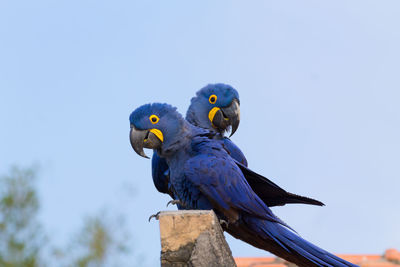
[208,99,240,137]
[129,126,164,158]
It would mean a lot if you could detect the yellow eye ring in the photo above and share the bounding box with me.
[209,94,217,104]
[149,114,160,124]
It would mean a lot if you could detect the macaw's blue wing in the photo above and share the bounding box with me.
[236,162,324,207]
[221,137,248,166]
[151,151,173,197]
[183,154,290,228]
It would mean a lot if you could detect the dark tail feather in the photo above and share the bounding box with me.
[236,163,325,207]
[280,192,325,207]
[226,217,358,267]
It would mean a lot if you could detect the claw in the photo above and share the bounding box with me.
[166,200,183,207]
[148,211,161,222]
[219,219,229,228]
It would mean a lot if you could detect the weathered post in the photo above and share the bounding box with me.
[158,210,236,267]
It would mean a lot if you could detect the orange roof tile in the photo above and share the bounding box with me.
[337,254,382,265]
[385,249,400,263]
[234,249,400,267]
[361,262,399,267]
[235,256,276,267]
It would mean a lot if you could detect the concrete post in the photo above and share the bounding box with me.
[158,210,236,267]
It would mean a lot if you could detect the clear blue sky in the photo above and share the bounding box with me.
[1,1,399,266]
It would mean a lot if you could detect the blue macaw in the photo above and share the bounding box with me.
[151,84,245,197]
[129,103,357,267]
[151,84,323,207]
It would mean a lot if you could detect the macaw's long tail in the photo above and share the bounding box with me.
[226,216,358,267]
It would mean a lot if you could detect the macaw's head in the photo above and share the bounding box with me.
[186,83,240,137]
[129,103,184,158]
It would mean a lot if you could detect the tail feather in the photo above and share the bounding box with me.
[226,217,358,267]
[237,163,325,207]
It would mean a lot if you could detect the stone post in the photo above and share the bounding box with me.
[158,210,236,267]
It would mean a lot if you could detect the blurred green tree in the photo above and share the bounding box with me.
[0,166,135,267]
[0,166,45,267]
[54,212,132,267]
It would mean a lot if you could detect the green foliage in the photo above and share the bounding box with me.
[52,212,131,267]
[76,217,111,266]
[0,166,45,267]
[0,166,135,267]
[68,214,131,267]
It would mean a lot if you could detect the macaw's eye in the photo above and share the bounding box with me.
[149,114,160,124]
[209,94,217,104]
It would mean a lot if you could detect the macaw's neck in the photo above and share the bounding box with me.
[185,104,205,128]
[185,113,226,138]
[156,121,195,159]
[185,107,219,135]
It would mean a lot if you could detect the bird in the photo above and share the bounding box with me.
[150,83,245,200]
[151,83,324,208]
[129,103,358,267]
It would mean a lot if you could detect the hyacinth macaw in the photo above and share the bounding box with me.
[152,84,323,208]
[129,103,357,267]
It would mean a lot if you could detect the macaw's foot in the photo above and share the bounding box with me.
[166,199,185,207]
[148,211,161,222]
[219,219,229,228]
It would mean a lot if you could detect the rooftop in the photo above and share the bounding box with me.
[235,249,400,267]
